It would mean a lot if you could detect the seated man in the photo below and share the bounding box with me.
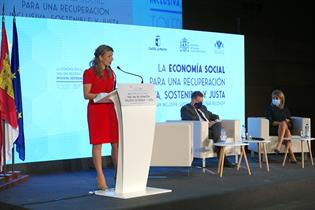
[180,91,233,167]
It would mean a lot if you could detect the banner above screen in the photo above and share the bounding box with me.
[3,0,183,28]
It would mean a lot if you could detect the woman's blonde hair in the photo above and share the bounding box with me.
[271,89,285,109]
[89,45,113,79]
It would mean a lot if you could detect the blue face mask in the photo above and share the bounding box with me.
[272,99,281,107]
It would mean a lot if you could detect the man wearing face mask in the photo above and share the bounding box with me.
[181,91,234,167]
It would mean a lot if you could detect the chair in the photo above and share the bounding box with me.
[247,117,311,155]
[167,120,241,167]
[151,122,193,166]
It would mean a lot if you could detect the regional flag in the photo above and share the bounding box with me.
[0,15,18,170]
[11,14,25,161]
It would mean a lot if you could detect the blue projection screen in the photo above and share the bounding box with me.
[4,0,183,28]
[2,17,244,163]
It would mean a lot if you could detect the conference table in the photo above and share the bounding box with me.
[214,141,250,178]
[283,136,315,168]
[243,139,271,172]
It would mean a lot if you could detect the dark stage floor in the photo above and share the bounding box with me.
[1,156,315,210]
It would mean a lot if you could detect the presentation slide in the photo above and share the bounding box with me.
[2,16,244,163]
[4,0,183,28]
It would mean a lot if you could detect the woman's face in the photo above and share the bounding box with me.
[272,95,282,107]
[100,51,113,67]
[272,95,280,101]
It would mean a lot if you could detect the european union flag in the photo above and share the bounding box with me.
[11,15,25,161]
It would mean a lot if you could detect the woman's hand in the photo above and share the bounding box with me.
[208,121,216,128]
[272,120,291,127]
[272,121,281,126]
[83,84,97,100]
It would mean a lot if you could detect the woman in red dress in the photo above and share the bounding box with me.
[83,45,118,190]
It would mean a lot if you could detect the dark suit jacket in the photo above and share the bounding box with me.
[180,103,219,121]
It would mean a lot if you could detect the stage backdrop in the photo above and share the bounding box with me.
[2,16,244,163]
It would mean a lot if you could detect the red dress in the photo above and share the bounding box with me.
[83,67,118,144]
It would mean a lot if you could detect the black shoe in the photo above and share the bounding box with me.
[290,160,297,164]
[288,156,297,164]
[223,158,235,168]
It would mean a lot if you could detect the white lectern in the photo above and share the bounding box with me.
[94,84,171,199]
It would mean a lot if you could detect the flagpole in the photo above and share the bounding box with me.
[12,147,15,174]
[11,6,16,175]
[13,6,16,21]
[2,4,4,22]
[1,3,7,177]
[2,120,6,176]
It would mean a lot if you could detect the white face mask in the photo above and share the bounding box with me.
[272,99,281,107]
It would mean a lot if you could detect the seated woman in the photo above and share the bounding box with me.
[265,89,297,163]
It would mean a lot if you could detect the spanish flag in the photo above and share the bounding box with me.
[0,15,18,170]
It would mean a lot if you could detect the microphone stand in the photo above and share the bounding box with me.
[117,66,144,84]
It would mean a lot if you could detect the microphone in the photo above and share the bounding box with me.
[117,66,144,84]
[107,65,116,90]
[112,70,117,90]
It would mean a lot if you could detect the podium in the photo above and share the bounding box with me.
[93,84,171,199]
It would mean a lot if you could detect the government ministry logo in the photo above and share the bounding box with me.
[148,35,167,52]
[180,38,189,52]
[180,38,205,53]
[214,40,224,54]
[155,35,161,47]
